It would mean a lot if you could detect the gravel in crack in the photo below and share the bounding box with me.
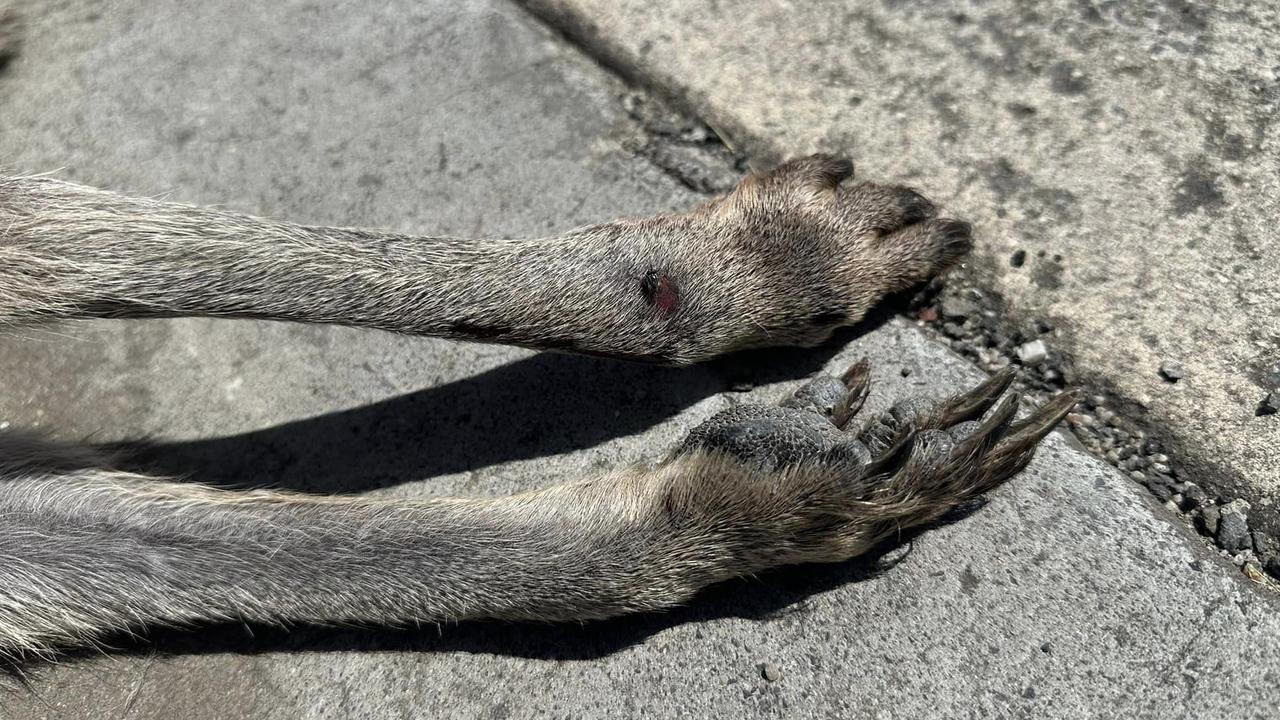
[908,274,1279,589]
[619,92,747,194]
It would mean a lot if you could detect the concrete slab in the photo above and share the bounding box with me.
[0,1,1277,718]
[520,0,1280,535]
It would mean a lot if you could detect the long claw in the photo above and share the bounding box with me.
[840,358,872,388]
[1003,390,1078,447]
[952,392,1020,459]
[833,362,872,429]
[975,391,1077,483]
[921,367,1016,430]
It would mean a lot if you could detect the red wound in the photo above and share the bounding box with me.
[655,276,680,315]
[641,270,680,317]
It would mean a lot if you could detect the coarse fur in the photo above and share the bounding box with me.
[0,151,1072,662]
[0,156,967,363]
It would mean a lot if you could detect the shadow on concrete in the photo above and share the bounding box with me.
[0,296,954,675]
[105,299,909,493]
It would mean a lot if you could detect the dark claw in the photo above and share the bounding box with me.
[896,187,939,225]
[833,360,872,429]
[840,358,871,387]
[1003,390,1078,447]
[975,391,1078,482]
[919,367,1016,430]
[951,393,1020,460]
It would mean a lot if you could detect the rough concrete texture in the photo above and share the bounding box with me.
[520,0,1280,533]
[0,0,1278,718]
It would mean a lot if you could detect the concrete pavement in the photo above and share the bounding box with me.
[0,1,1278,717]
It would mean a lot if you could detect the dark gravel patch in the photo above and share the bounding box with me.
[906,274,1279,588]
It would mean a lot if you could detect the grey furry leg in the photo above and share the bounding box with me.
[0,436,711,658]
[1,154,968,363]
[0,362,1071,660]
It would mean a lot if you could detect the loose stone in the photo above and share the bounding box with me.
[1158,361,1184,382]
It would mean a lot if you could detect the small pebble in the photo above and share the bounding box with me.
[1067,413,1094,428]
[760,662,783,682]
[940,297,980,320]
[1198,506,1221,536]
[1180,482,1209,510]
[900,367,912,377]
[1158,361,1185,382]
[1217,499,1252,553]
[1010,249,1027,267]
[1251,531,1275,562]
[1017,339,1048,365]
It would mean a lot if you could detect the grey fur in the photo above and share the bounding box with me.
[0,156,968,363]
[0,155,1069,661]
